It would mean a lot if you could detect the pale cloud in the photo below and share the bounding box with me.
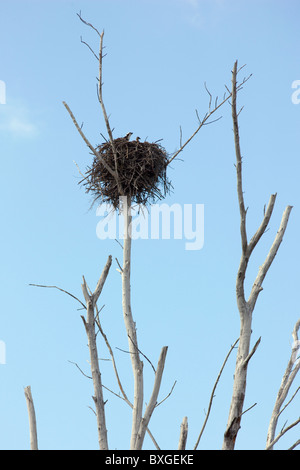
[182,0,225,6]
[0,103,39,138]
[6,117,38,137]
[184,0,199,7]
[179,0,227,29]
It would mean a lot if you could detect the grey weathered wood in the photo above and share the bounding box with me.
[81,256,112,450]
[24,386,38,450]
[222,61,293,450]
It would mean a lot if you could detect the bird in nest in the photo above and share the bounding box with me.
[125,132,133,141]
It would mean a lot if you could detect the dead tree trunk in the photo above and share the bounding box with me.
[222,61,293,450]
[24,386,38,451]
[120,196,144,449]
[81,256,112,450]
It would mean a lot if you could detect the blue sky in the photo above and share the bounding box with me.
[0,0,299,450]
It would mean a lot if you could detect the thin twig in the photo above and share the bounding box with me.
[29,283,86,310]
[194,338,239,449]
[155,381,177,408]
[77,11,101,36]
[80,36,99,61]
[241,402,257,416]
[278,386,300,418]
[128,335,156,373]
[167,72,251,166]
[68,360,92,379]
[73,160,86,179]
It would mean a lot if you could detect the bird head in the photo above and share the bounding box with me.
[125,132,133,141]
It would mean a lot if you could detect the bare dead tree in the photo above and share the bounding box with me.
[266,319,300,450]
[30,276,164,450]
[31,258,112,450]
[80,255,112,450]
[62,13,239,450]
[24,386,38,450]
[222,61,293,450]
[63,16,170,450]
[27,16,297,451]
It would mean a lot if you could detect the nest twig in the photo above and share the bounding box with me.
[80,135,172,209]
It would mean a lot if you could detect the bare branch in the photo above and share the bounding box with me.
[278,386,300,418]
[243,337,261,367]
[248,205,293,311]
[62,101,117,179]
[134,346,168,450]
[93,255,112,304]
[155,380,177,408]
[232,60,247,254]
[96,30,123,194]
[247,194,277,258]
[167,70,251,166]
[114,238,124,250]
[223,60,291,451]
[24,386,38,451]
[75,13,123,193]
[266,319,300,449]
[128,335,156,374]
[194,338,239,450]
[77,11,101,36]
[80,256,112,450]
[288,439,300,450]
[241,402,257,416]
[73,160,85,179]
[81,275,90,303]
[167,93,229,166]
[178,416,188,450]
[68,360,92,379]
[266,417,300,450]
[80,35,99,61]
[29,283,86,310]
[204,81,212,110]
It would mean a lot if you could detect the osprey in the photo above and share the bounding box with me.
[125,132,133,141]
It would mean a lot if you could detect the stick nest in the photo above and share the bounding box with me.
[81,136,172,209]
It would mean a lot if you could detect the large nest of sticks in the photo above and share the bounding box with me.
[81,134,172,209]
